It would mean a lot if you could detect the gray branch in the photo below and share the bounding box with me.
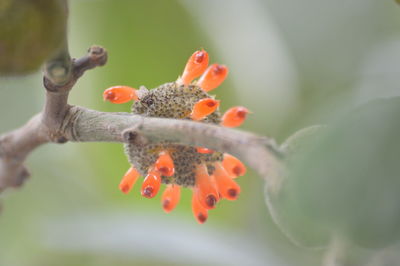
[0,45,284,194]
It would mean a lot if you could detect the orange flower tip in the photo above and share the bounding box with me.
[162,199,171,212]
[196,147,214,154]
[213,64,227,76]
[205,194,218,208]
[221,107,250,128]
[237,109,249,118]
[142,186,154,198]
[102,86,138,104]
[155,152,175,177]
[103,90,115,101]
[227,188,239,199]
[180,50,209,85]
[120,184,130,194]
[157,167,172,176]
[233,166,244,176]
[190,98,220,121]
[192,191,209,223]
[206,100,217,107]
[141,170,161,198]
[214,162,241,200]
[197,213,208,224]
[197,64,229,92]
[119,167,140,194]
[162,185,180,213]
[194,50,207,64]
[222,154,246,177]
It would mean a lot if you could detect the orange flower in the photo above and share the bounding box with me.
[105,50,248,223]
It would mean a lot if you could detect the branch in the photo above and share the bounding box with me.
[0,45,284,195]
[65,107,283,183]
[0,45,107,191]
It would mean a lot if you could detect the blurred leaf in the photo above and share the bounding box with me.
[270,97,400,249]
[281,125,327,157]
[265,125,331,248]
[0,0,67,75]
[41,212,283,266]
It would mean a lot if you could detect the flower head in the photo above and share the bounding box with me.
[103,50,249,223]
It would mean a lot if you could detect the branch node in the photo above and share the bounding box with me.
[87,45,108,66]
[122,127,148,146]
[12,167,30,188]
[56,136,68,144]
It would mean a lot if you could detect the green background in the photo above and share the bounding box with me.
[1,0,399,265]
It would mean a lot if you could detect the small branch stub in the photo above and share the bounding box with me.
[0,46,108,192]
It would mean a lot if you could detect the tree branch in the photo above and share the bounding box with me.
[0,45,284,195]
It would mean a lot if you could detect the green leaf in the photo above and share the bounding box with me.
[267,97,400,249]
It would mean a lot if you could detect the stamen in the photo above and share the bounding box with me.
[141,169,161,198]
[161,185,181,213]
[155,151,175,177]
[179,50,209,85]
[103,86,138,104]
[214,162,241,200]
[221,106,250,128]
[119,167,140,194]
[192,191,208,224]
[195,164,219,209]
[196,147,214,154]
[197,64,228,92]
[222,153,246,178]
[190,98,220,121]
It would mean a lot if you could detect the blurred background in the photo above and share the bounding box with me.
[1,0,400,265]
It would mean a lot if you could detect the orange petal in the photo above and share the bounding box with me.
[119,167,140,194]
[192,191,208,224]
[161,185,181,213]
[141,169,161,198]
[179,50,209,85]
[103,86,138,104]
[221,106,249,128]
[190,98,220,121]
[222,153,246,178]
[214,163,241,200]
[195,164,219,209]
[196,147,214,154]
[197,64,228,92]
[155,151,175,177]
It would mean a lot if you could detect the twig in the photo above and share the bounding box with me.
[0,45,283,195]
[0,45,108,191]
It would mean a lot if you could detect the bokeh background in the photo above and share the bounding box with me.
[1,0,400,265]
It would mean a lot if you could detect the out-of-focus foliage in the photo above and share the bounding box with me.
[1,0,400,265]
[270,98,400,250]
[289,98,400,248]
[0,0,67,75]
[266,125,331,248]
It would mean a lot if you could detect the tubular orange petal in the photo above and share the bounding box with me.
[155,151,175,177]
[192,191,208,224]
[221,106,249,128]
[119,166,140,194]
[161,185,181,213]
[214,162,241,200]
[196,147,214,154]
[103,86,138,104]
[141,169,161,198]
[194,164,219,209]
[222,153,246,178]
[190,98,220,121]
[179,50,209,85]
[197,64,228,92]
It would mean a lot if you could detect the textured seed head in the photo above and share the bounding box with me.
[125,82,223,188]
